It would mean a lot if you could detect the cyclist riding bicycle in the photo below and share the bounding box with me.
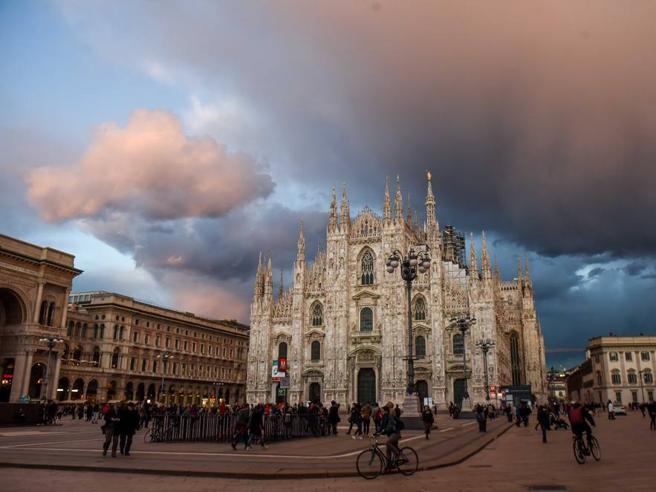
[380,402,404,468]
[568,401,596,446]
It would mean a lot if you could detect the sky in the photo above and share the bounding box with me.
[1,1,655,370]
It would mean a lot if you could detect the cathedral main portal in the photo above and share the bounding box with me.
[357,368,376,404]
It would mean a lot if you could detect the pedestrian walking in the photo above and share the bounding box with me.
[247,404,266,449]
[232,405,250,449]
[362,403,372,436]
[607,400,615,420]
[476,405,487,432]
[328,400,340,436]
[118,402,140,456]
[422,405,434,439]
[535,405,550,443]
[647,400,656,431]
[101,404,120,457]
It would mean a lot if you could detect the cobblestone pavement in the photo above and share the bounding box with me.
[2,411,654,491]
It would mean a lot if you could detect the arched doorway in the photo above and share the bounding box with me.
[309,382,321,403]
[86,380,98,401]
[136,383,145,401]
[147,383,156,400]
[125,381,134,401]
[72,378,84,400]
[0,288,24,326]
[357,368,376,404]
[28,363,46,399]
[57,377,70,401]
[454,378,466,406]
[416,380,429,405]
[107,380,117,400]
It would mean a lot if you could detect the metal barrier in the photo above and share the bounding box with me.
[148,413,319,443]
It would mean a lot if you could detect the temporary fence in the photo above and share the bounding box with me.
[146,413,317,443]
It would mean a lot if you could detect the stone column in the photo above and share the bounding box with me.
[59,288,71,330]
[10,353,27,402]
[33,282,44,323]
[50,355,62,400]
[20,351,34,397]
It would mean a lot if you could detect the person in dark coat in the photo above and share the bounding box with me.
[119,402,140,455]
[421,406,435,439]
[247,404,266,449]
[475,404,487,432]
[328,401,340,435]
[535,405,550,443]
[101,404,120,457]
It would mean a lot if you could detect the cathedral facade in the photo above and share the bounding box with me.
[246,174,546,408]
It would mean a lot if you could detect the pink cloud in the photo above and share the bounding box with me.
[26,109,273,221]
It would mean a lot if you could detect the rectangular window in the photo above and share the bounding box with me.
[156,336,161,347]
[145,335,150,345]
[153,360,158,373]
[166,337,170,348]
[611,373,621,385]
[175,339,180,349]
[141,359,147,372]
[193,342,197,352]
[632,391,638,403]
[609,352,619,362]
[625,352,633,361]
[648,390,654,402]
[133,332,139,343]
[641,352,651,361]
[184,341,188,351]
[615,391,622,403]
[130,358,136,371]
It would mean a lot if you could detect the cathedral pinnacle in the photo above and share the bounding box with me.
[278,269,284,299]
[297,221,305,260]
[425,169,437,230]
[383,177,391,224]
[406,193,412,223]
[481,231,492,279]
[328,186,338,232]
[394,175,404,223]
[469,232,478,277]
[340,183,350,230]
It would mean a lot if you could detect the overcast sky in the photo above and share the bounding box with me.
[2,1,655,369]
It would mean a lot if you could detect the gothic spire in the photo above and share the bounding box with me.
[406,193,412,223]
[517,256,523,284]
[278,269,284,299]
[425,170,436,229]
[383,177,391,224]
[340,183,350,230]
[481,231,492,279]
[469,233,478,277]
[297,221,305,260]
[328,186,338,232]
[394,175,404,223]
[525,255,532,287]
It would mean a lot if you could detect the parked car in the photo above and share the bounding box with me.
[613,403,627,415]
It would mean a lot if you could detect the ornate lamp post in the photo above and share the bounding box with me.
[386,246,431,402]
[476,339,495,401]
[39,336,64,401]
[156,351,174,404]
[448,315,476,412]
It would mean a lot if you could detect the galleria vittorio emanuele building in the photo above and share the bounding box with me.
[247,174,546,408]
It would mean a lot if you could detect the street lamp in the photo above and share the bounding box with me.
[156,352,174,404]
[39,337,64,401]
[476,338,495,401]
[448,315,476,411]
[386,246,431,399]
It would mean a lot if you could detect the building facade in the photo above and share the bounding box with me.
[247,174,546,407]
[60,292,249,405]
[568,336,656,405]
[0,234,81,402]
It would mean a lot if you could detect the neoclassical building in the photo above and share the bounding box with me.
[60,292,249,405]
[0,234,81,402]
[247,174,546,407]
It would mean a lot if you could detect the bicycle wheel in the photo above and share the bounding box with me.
[143,428,151,443]
[572,438,586,464]
[397,447,419,476]
[589,436,601,461]
[356,449,384,479]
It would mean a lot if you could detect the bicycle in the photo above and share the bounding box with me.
[356,434,419,479]
[572,433,601,464]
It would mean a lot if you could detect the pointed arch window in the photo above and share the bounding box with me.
[414,297,426,321]
[415,336,426,359]
[453,333,464,356]
[360,307,373,332]
[278,342,288,360]
[311,341,321,361]
[361,250,375,285]
[510,331,522,386]
[311,302,323,327]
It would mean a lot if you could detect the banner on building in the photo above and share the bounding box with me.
[278,357,288,373]
[280,375,290,389]
[272,360,285,381]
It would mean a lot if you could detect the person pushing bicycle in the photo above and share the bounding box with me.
[568,400,595,445]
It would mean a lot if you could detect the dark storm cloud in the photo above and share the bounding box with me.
[60,0,656,257]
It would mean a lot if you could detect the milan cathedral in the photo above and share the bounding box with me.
[247,173,546,407]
